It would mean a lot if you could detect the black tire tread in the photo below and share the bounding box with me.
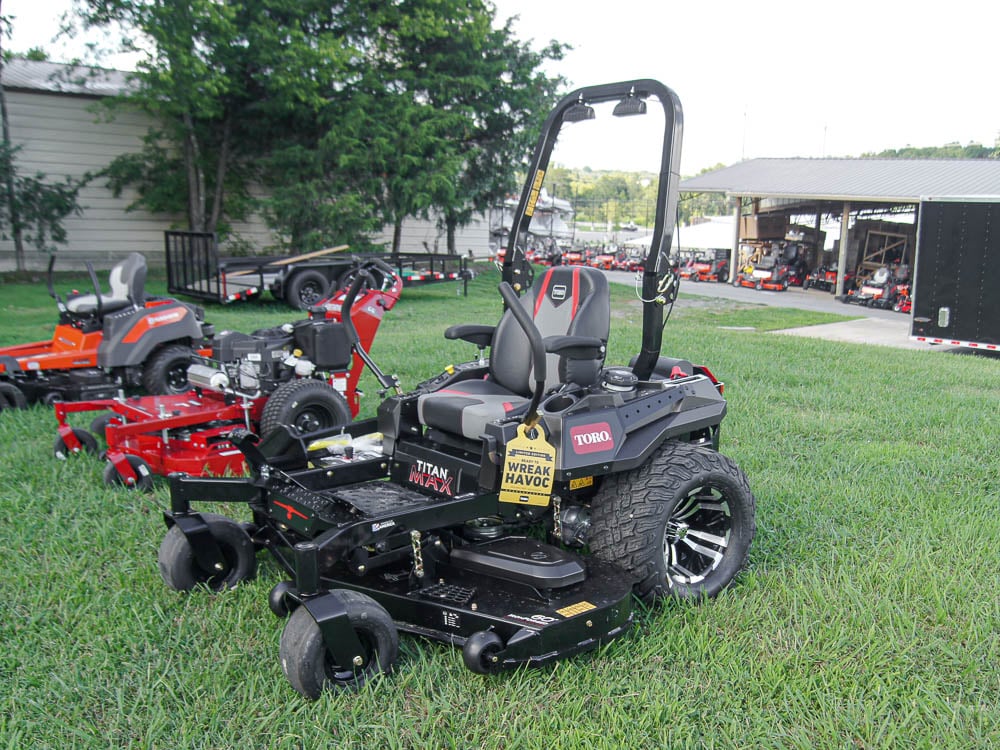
[286,270,331,311]
[0,382,28,409]
[157,513,257,592]
[589,440,756,604]
[142,344,194,395]
[279,590,398,699]
[258,378,351,436]
[103,454,155,492]
[53,428,99,459]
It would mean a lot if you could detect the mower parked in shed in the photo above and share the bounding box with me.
[0,253,213,406]
[52,259,401,490]
[844,265,909,308]
[152,80,756,699]
[679,252,729,283]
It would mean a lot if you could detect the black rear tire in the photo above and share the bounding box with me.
[590,440,755,605]
[158,513,257,592]
[0,382,28,409]
[142,344,194,394]
[279,590,398,699]
[286,270,332,311]
[258,379,352,436]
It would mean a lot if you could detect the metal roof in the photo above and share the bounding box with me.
[0,58,131,97]
[679,158,1000,203]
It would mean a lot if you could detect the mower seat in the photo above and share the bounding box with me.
[417,266,610,441]
[66,253,148,316]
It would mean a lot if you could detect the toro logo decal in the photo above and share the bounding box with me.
[408,459,453,495]
[569,422,614,454]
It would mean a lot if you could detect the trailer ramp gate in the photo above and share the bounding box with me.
[165,231,265,303]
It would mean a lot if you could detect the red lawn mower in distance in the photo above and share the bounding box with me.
[0,253,213,406]
[53,259,401,490]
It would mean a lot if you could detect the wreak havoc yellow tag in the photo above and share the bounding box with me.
[499,423,556,506]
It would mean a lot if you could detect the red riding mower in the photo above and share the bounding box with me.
[680,253,729,283]
[803,263,855,293]
[52,259,401,490]
[587,249,617,271]
[893,283,912,313]
[844,265,909,308]
[149,80,756,699]
[0,253,213,407]
[738,243,804,291]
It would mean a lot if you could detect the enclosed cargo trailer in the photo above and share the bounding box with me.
[911,197,1000,352]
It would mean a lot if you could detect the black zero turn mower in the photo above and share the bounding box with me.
[156,79,757,699]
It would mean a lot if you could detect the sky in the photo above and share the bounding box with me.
[5,0,1000,176]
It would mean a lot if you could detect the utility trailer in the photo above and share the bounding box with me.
[165,231,471,310]
[910,198,1000,352]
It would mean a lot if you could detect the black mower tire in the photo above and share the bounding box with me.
[462,630,504,675]
[142,344,194,395]
[590,440,756,605]
[89,411,121,440]
[157,513,257,592]
[269,580,298,618]
[53,428,99,460]
[337,266,384,294]
[279,590,399,699]
[103,454,155,492]
[258,378,352,437]
[0,382,28,410]
[286,270,332,311]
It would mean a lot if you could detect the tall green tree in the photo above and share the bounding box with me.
[378,1,567,254]
[262,0,565,254]
[79,0,354,237]
[77,0,565,254]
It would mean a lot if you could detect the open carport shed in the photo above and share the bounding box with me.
[679,158,1000,295]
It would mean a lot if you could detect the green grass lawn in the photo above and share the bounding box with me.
[1,265,998,748]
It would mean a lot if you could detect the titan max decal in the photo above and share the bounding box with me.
[408,459,454,495]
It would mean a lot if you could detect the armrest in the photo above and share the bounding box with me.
[543,335,606,360]
[444,323,495,349]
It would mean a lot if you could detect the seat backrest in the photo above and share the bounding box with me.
[115,252,148,306]
[490,265,610,396]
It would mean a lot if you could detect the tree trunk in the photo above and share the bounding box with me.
[0,5,26,271]
[207,114,231,234]
[182,111,206,231]
[446,214,457,255]
[392,217,403,254]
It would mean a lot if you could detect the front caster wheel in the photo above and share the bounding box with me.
[269,580,298,618]
[158,513,257,592]
[53,428,99,459]
[280,591,399,699]
[462,630,504,675]
[103,454,154,492]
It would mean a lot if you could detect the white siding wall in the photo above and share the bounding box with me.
[369,213,493,257]
[0,89,278,272]
[0,88,494,271]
